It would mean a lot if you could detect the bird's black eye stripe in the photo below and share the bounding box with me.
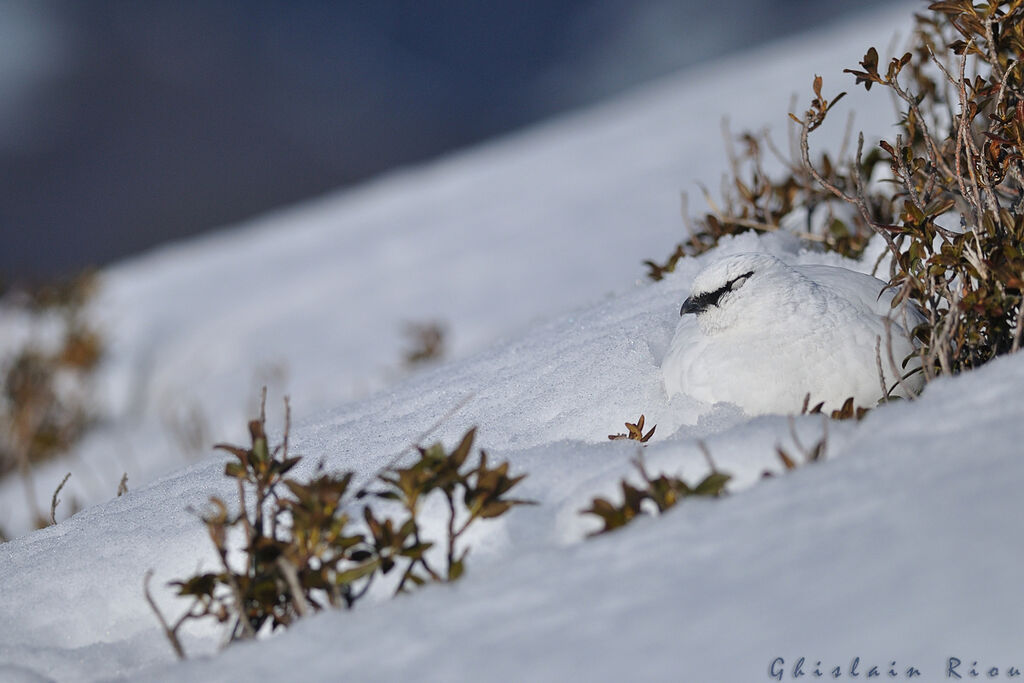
[689,286,728,310]
[681,270,756,315]
[695,270,754,307]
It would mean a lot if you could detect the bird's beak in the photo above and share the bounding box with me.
[680,297,704,316]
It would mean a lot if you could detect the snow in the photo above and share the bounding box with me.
[0,0,909,533]
[662,252,923,413]
[144,353,1024,682]
[7,3,1018,682]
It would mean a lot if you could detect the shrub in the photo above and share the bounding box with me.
[582,447,730,536]
[821,0,1024,376]
[147,391,531,659]
[644,115,884,282]
[654,2,1024,380]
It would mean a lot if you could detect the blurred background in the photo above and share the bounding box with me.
[0,0,887,281]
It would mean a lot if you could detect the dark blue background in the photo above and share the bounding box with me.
[0,1,886,279]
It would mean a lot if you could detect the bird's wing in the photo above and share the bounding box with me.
[795,264,926,329]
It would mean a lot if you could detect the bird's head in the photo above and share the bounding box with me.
[680,253,797,333]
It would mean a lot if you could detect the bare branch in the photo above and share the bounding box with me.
[875,336,889,402]
[50,472,71,526]
[144,570,187,660]
[697,440,719,473]
[276,557,311,618]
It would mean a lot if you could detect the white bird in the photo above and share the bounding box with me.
[662,252,925,415]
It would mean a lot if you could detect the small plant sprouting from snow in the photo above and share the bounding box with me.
[582,447,730,536]
[772,415,829,475]
[607,414,656,442]
[146,389,532,659]
[403,321,446,367]
[800,394,870,422]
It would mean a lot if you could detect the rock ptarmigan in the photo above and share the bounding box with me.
[662,252,925,415]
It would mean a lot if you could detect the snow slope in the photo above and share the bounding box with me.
[152,352,1024,683]
[7,4,1015,683]
[0,1,910,534]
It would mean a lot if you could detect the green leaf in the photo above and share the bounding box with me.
[224,461,247,479]
[450,427,476,467]
[693,472,731,497]
[334,560,379,586]
[448,558,465,581]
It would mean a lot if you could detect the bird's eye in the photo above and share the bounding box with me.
[727,271,754,291]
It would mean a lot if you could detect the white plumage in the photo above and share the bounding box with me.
[662,253,925,415]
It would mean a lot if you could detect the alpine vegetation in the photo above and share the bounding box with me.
[607,414,657,442]
[147,392,531,659]
[662,253,924,415]
[582,450,730,536]
[653,1,1024,386]
[789,3,1024,377]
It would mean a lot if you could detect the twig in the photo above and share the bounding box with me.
[445,491,458,580]
[50,472,71,525]
[697,440,719,473]
[213,541,257,640]
[144,570,188,660]
[788,415,808,458]
[820,415,829,461]
[787,414,827,463]
[894,50,957,182]
[698,184,825,242]
[235,479,254,572]
[984,14,1004,83]
[894,134,926,215]
[282,396,291,462]
[994,60,1020,115]
[932,286,959,376]
[875,336,889,402]
[276,557,311,618]
[799,114,900,259]
[762,128,803,177]
[870,245,888,278]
